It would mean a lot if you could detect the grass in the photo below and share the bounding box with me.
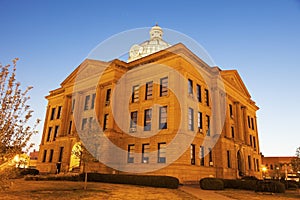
[0,179,195,200]
[2,179,299,200]
[216,188,300,200]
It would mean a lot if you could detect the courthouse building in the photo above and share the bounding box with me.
[36,25,262,182]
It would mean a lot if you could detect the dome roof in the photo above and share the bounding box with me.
[128,25,171,62]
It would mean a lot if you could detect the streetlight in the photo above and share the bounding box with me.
[262,166,268,179]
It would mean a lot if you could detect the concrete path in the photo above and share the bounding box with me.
[179,185,235,200]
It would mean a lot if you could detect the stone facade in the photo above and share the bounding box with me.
[36,27,262,182]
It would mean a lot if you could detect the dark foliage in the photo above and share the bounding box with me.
[241,176,258,180]
[19,168,39,176]
[280,180,299,190]
[255,180,285,193]
[78,173,179,189]
[199,178,224,190]
[223,179,257,190]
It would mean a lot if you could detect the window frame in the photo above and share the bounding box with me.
[144,109,152,131]
[132,85,139,103]
[159,106,168,129]
[145,81,153,100]
[127,144,135,163]
[142,143,150,163]
[191,144,195,165]
[196,84,201,102]
[159,77,168,97]
[188,108,194,131]
[158,142,166,163]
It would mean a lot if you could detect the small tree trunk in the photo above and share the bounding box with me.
[84,171,87,190]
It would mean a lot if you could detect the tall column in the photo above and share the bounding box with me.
[254,116,259,153]
[225,98,231,138]
[60,95,70,137]
[234,102,244,142]
[242,106,249,145]
[40,105,51,145]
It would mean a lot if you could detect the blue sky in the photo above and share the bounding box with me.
[0,0,299,156]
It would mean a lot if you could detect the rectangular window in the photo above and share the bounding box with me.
[142,143,150,163]
[209,148,213,166]
[72,99,75,112]
[253,136,256,149]
[42,150,47,162]
[50,107,56,120]
[196,84,201,102]
[188,79,193,95]
[200,146,205,166]
[229,104,233,117]
[205,89,209,106]
[256,159,260,171]
[248,155,252,170]
[158,142,166,163]
[248,116,251,128]
[105,89,111,106]
[130,111,138,130]
[132,85,139,103]
[227,150,231,168]
[49,149,54,162]
[159,106,168,129]
[84,95,90,110]
[81,118,87,130]
[191,144,195,165]
[58,147,64,162]
[53,125,59,141]
[253,158,256,171]
[250,135,253,146]
[127,144,135,163]
[206,115,210,136]
[68,121,72,134]
[91,93,96,109]
[145,81,153,100]
[231,126,235,138]
[103,114,109,130]
[251,117,254,130]
[144,109,152,131]
[57,106,62,119]
[198,112,203,131]
[188,108,194,131]
[160,77,168,96]
[46,127,52,142]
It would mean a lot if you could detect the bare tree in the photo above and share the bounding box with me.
[291,146,300,174]
[0,58,40,187]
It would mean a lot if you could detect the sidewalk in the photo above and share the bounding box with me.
[179,185,235,200]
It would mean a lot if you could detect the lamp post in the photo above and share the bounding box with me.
[262,166,267,179]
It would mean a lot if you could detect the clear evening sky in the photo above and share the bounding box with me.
[0,0,299,156]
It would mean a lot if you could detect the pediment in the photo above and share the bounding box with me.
[61,59,109,87]
[221,70,251,98]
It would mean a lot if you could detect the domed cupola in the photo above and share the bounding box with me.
[128,24,171,62]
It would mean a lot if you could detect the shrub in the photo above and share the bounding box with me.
[19,168,39,176]
[223,179,240,189]
[280,180,299,190]
[199,178,224,190]
[241,176,258,180]
[79,173,179,189]
[255,180,285,193]
[24,174,80,181]
[223,179,257,190]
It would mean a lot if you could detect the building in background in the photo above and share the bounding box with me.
[36,25,261,182]
[261,156,299,181]
[29,149,39,168]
